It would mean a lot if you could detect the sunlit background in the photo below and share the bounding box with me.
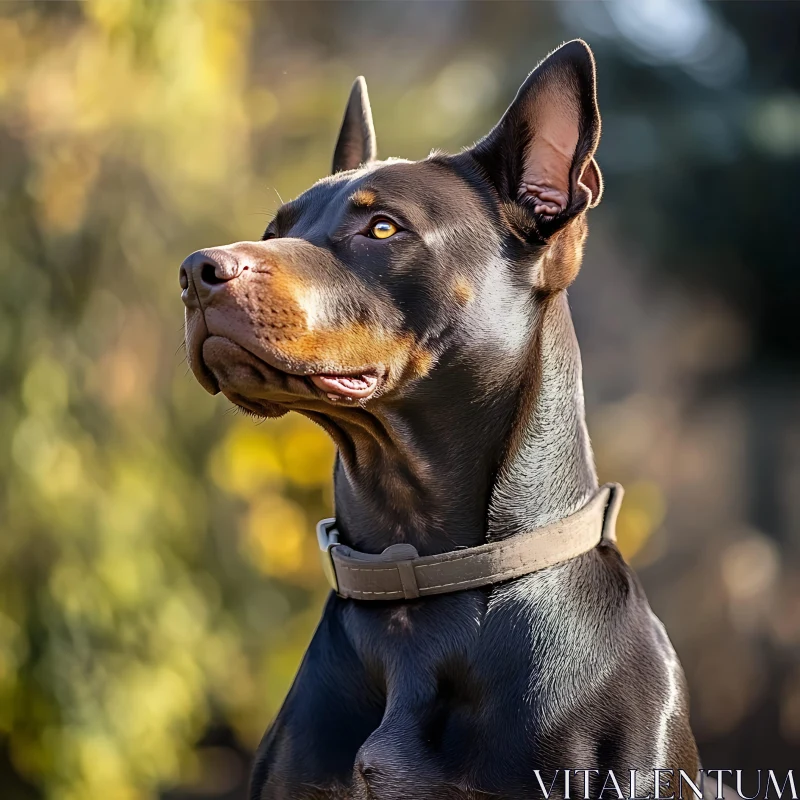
[0,1,798,798]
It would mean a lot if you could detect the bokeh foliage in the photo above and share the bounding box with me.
[0,3,337,797]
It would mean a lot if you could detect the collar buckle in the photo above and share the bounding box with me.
[316,517,340,593]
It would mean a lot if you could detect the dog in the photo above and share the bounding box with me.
[180,40,700,800]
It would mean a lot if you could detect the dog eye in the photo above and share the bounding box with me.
[369,219,398,239]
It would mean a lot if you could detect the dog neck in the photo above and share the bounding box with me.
[315,291,598,556]
[487,291,599,538]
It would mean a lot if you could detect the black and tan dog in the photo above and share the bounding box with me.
[180,40,699,800]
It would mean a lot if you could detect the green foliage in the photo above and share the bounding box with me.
[0,3,336,797]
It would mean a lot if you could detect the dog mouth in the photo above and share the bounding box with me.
[310,373,379,401]
[194,333,383,412]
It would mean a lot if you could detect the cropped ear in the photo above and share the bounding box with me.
[471,40,602,235]
[332,76,377,174]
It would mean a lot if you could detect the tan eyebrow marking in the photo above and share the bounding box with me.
[350,189,376,207]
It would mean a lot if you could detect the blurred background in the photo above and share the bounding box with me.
[0,1,798,798]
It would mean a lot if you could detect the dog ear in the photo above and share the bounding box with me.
[332,76,377,174]
[471,40,602,232]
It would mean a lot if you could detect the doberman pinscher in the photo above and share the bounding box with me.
[180,40,700,800]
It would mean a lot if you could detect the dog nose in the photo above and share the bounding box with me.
[179,247,243,300]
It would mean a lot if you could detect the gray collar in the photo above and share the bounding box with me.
[317,483,624,601]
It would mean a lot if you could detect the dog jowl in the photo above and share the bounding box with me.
[181,41,699,800]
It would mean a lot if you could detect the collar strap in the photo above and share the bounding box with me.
[317,482,624,601]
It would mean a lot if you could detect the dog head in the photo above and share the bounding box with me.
[180,40,602,420]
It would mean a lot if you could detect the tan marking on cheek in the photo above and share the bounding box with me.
[407,349,434,379]
[539,221,588,291]
[452,275,475,306]
[276,321,435,392]
[350,189,376,207]
[280,322,415,379]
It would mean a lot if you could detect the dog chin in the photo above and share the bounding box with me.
[195,336,298,417]
[221,392,288,419]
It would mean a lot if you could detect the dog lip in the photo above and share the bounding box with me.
[203,328,307,377]
[197,332,383,402]
[201,317,385,393]
[194,358,221,395]
[310,373,379,400]
[185,319,220,395]
[203,334,306,380]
